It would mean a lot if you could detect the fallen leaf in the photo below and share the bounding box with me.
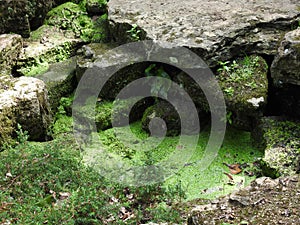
[223,163,242,174]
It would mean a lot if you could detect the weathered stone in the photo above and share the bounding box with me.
[0,0,54,37]
[271,28,300,86]
[86,0,107,16]
[36,57,78,112]
[0,76,52,146]
[0,34,23,75]
[108,0,300,66]
[75,43,149,100]
[251,117,300,177]
[16,25,82,77]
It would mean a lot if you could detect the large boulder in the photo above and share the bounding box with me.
[108,0,300,66]
[0,76,52,147]
[271,28,300,86]
[0,34,23,75]
[174,55,268,130]
[75,43,149,100]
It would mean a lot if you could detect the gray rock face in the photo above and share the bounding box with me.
[0,76,52,145]
[36,57,78,112]
[271,28,300,86]
[108,0,300,65]
[0,34,23,75]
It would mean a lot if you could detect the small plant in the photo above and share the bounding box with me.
[224,87,235,96]
[217,61,231,73]
[15,123,29,144]
[127,24,141,41]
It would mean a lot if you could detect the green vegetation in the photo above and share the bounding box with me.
[0,96,264,223]
[45,2,108,42]
[217,55,268,113]
[126,24,142,41]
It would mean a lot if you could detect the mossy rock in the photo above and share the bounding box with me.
[0,107,16,149]
[95,97,153,131]
[17,25,82,77]
[36,57,78,112]
[45,2,109,42]
[252,117,300,177]
[217,55,268,130]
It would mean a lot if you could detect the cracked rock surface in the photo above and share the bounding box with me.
[108,0,300,65]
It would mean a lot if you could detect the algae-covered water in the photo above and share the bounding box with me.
[96,121,263,200]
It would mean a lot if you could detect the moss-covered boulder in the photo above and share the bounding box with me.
[217,55,268,130]
[252,117,300,178]
[45,2,109,42]
[84,97,153,131]
[173,55,268,130]
[0,34,23,75]
[16,25,82,77]
[0,76,52,147]
[36,57,78,112]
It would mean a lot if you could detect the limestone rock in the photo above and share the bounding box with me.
[0,34,23,75]
[0,76,52,146]
[271,28,300,86]
[16,25,82,77]
[75,43,149,100]
[108,0,300,65]
[36,57,78,112]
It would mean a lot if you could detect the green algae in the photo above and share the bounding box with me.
[98,121,263,200]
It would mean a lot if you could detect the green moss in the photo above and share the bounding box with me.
[256,118,300,177]
[45,2,108,42]
[95,101,113,130]
[0,107,16,149]
[217,55,268,111]
[97,122,263,200]
[18,60,49,77]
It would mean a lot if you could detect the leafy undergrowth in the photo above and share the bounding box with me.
[0,129,183,224]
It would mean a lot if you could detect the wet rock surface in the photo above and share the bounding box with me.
[188,175,300,225]
[108,0,300,65]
